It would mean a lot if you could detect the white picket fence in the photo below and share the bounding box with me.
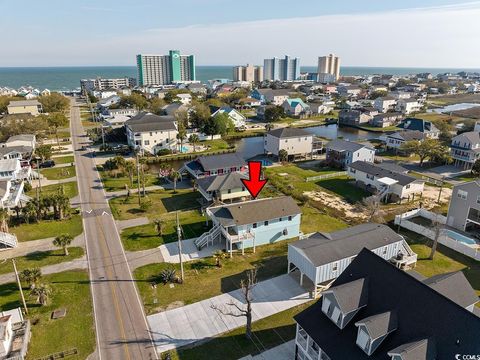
[395,209,480,261]
[305,171,347,182]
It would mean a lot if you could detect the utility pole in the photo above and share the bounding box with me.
[101,125,105,150]
[12,259,28,314]
[176,211,184,283]
[437,177,444,204]
[136,152,141,206]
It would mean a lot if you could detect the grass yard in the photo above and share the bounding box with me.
[27,181,78,199]
[40,165,76,180]
[135,240,295,314]
[110,189,200,220]
[121,210,209,251]
[99,170,161,192]
[427,93,480,106]
[0,247,84,275]
[315,176,369,203]
[52,155,75,164]
[400,228,480,298]
[300,205,348,234]
[0,270,95,360]
[170,301,314,360]
[11,214,83,242]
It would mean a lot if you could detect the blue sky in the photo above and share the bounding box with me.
[1,0,479,67]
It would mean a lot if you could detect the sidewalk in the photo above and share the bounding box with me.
[158,238,223,263]
[116,217,149,230]
[147,274,310,353]
[31,176,77,188]
[126,248,164,270]
[105,185,164,199]
[0,256,88,285]
[0,234,84,260]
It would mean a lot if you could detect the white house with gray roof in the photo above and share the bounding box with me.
[450,131,480,169]
[385,130,424,150]
[325,139,375,169]
[287,223,417,297]
[125,112,178,154]
[348,161,424,202]
[195,172,250,203]
[264,127,314,159]
[447,180,480,233]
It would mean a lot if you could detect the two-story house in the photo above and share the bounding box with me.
[395,98,422,114]
[288,223,417,297]
[282,98,311,117]
[125,112,178,155]
[397,118,440,139]
[450,131,480,169]
[325,139,375,169]
[195,172,250,203]
[374,96,397,113]
[348,161,425,202]
[182,153,247,179]
[294,248,480,360]
[385,130,425,151]
[195,196,302,254]
[446,180,480,233]
[338,109,372,126]
[251,89,291,105]
[370,113,403,128]
[7,100,43,116]
[264,128,313,160]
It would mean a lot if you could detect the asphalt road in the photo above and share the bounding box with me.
[70,97,158,360]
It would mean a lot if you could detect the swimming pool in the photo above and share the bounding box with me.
[443,229,477,246]
[180,146,189,153]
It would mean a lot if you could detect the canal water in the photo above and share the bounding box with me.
[147,124,380,171]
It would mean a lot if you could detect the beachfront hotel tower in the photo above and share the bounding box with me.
[263,55,300,81]
[317,53,340,83]
[136,50,196,86]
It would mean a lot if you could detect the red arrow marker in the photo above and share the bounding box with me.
[241,161,268,199]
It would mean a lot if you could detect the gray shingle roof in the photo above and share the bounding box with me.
[349,161,419,186]
[8,100,41,107]
[6,134,35,142]
[291,223,404,267]
[209,196,301,227]
[326,139,372,152]
[197,153,245,172]
[453,131,480,144]
[387,130,424,142]
[423,272,479,308]
[355,311,398,339]
[267,127,311,139]
[388,338,436,360]
[125,112,177,132]
[196,172,247,192]
[328,278,369,314]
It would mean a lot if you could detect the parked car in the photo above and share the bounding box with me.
[39,160,55,168]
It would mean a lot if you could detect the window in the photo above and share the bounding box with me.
[332,307,341,324]
[279,217,283,222]
[477,196,480,205]
[458,190,468,200]
[406,184,410,189]
[264,220,269,226]
[332,262,338,272]
[383,246,387,255]
[288,216,292,221]
[308,339,320,359]
[322,297,331,314]
[149,132,153,136]
[144,140,150,145]
[228,189,231,194]
[350,168,356,174]
[357,328,370,351]
[253,223,257,228]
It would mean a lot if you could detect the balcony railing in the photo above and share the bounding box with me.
[221,227,254,243]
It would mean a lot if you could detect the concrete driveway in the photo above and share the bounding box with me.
[147,274,310,353]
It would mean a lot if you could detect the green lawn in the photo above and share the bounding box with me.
[11,215,83,242]
[40,165,76,180]
[121,210,209,251]
[135,240,296,314]
[0,270,95,360]
[170,301,314,360]
[27,181,78,199]
[0,247,84,275]
[52,155,75,164]
[400,229,480,298]
[300,205,348,234]
[99,170,161,192]
[110,189,200,220]
[315,176,369,203]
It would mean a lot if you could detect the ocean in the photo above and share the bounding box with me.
[1,65,479,91]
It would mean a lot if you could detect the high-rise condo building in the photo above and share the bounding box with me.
[136,50,196,86]
[263,55,300,81]
[233,64,264,82]
[317,54,340,82]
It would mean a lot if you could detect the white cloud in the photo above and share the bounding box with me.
[2,2,480,67]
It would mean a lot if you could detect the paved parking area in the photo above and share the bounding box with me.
[147,274,310,353]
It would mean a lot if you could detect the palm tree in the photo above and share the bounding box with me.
[169,170,181,193]
[30,284,51,306]
[188,134,200,152]
[153,218,164,237]
[53,233,74,256]
[0,208,9,233]
[213,250,227,268]
[20,268,42,289]
[124,161,135,186]
[265,123,274,132]
[177,127,187,153]
[23,201,37,224]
